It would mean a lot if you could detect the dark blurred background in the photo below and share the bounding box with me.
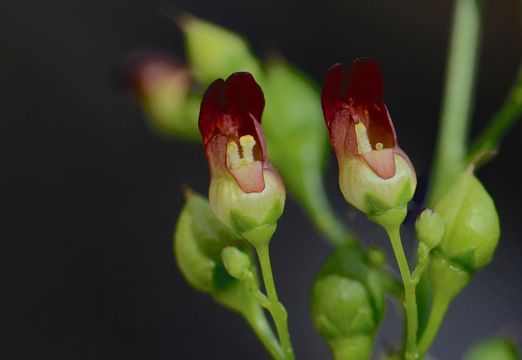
[2,0,521,359]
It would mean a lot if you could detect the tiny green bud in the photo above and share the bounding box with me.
[434,171,500,272]
[221,246,253,282]
[464,338,520,360]
[179,14,262,84]
[365,246,387,268]
[415,208,445,250]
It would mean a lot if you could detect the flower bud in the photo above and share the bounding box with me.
[178,14,262,84]
[311,275,375,360]
[311,245,391,359]
[416,208,445,250]
[433,171,500,272]
[221,246,254,283]
[321,59,416,228]
[174,190,241,293]
[199,72,286,246]
[123,53,199,139]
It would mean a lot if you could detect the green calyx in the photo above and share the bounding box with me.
[339,155,416,228]
[433,170,500,272]
[209,170,285,242]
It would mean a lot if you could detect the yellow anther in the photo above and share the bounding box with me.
[354,122,372,154]
[239,135,255,162]
[376,142,384,150]
[226,135,257,169]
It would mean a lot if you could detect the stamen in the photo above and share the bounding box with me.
[226,135,257,169]
[227,141,241,168]
[239,135,255,163]
[354,122,372,154]
[376,142,384,150]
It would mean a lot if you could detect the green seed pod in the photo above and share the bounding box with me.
[464,338,520,360]
[416,208,445,250]
[174,190,242,292]
[311,245,392,360]
[311,275,375,360]
[434,171,500,272]
[179,14,262,84]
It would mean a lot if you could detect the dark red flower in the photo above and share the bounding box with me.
[321,59,405,179]
[199,72,270,193]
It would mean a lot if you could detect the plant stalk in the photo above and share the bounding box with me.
[256,244,295,360]
[427,0,482,206]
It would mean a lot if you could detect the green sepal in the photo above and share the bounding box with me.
[229,199,282,239]
[230,209,259,234]
[463,338,520,360]
[242,224,277,248]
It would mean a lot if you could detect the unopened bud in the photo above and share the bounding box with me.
[221,246,253,282]
[416,208,445,250]
[311,275,375,360]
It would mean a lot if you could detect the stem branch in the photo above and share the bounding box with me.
[467,63,522,166]
[385,226,418,360]
[256,244,295,360]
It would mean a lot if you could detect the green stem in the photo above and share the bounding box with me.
[255,244,295,360]
[243,307,286,360]
[467,63,522,166]
[417,293,451,357]
[427,0,482,206]
[385,226,418,360]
